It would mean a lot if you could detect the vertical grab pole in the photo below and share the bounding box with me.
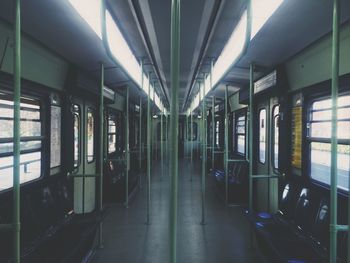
[330,0,339,262]
[170,0,180,261]
[225,85,229,206]
[161,107,164,180]
[212,96,215,171]
[13,0,21,261]
[147,75,151,224]
[210,59,214,171]
[201,82,206,225]
[98,63,104,248]
[140,59,144,188]
[248,63,254,246]
[139,97,142,187]
[190,109,193,181]
[125,86,130,208]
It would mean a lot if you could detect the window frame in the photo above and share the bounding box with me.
[0,91,45,191]
[258,108,267,164]
[306,93,350,192]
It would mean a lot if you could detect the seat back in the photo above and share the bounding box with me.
[278,183,299,219]
[311,198,330,249]
[293,188,315,233]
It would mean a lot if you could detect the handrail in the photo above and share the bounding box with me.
[0,159,40,171]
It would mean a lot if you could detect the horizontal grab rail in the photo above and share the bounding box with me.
[331,224,349,232]
[227,159,246,163]
[105,158,126,162]
[252,174,282,179]
[0,159,41,171]
[67,173,100,178]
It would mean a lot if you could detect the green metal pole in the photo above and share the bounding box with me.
[98,63,104,248]
[248,64,254,213]
[125,86,129,208]
[161,107,164,180]
[186,113,188,158]
[139,96,142,187]
[151,87,157,160]
[330,0,339,262]
[147,75,151,224]
[165,111,168,167]
[201,82,206,224]
[140,59,144,188]
[13,0,21,261]
[170,0,180,261]
[212,96,215,171]
[190,109,193,181]
[225,85,229,206]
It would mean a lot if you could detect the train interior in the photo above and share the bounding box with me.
[0,0,349,262]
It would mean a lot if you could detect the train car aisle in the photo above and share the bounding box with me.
[91,160,258,263]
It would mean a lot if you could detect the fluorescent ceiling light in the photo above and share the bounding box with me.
[251,0,283,39]
[189,0,283,112]
[67,0,164,110]
[68,0,102,38]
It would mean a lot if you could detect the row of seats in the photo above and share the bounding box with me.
[211,161,248,203]
[247,182,348,263]
[0,174,104,262]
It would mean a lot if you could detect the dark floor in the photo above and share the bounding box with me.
[91,159,259,263]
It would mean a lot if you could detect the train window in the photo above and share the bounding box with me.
[73,105,80,168]
[272,105,280,169]
[0,93,42,190]
[108,115,117,154]
[259,109,266,163]
[235,113,246,155]
[215,121,220,147]
[187,122,198,141]
[87,108,95,163]
[308,94,350,191]
[50,105,61,168]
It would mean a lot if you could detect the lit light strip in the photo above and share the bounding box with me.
[189,0,283,112]
[67,0,164,110]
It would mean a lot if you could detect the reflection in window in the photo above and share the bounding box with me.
[87,109,95,162]
[0,93,42,191]
[73,105,80,168]
[108,115,117,154]
[273,105,280,169]
[259,109,266,163]
[308,95,350,191]
[236,114,246,155]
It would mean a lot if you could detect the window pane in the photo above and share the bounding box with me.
[310,142,349,191]
[311,121,350,139]
[0,152,41,191]
[237,135,245,154]
[50,106,61,168]
[74,113,80,168]
[259,109,266,163]
[87,109,94,162]
[108,119,116,133]
[312,108,350,121]
[0,119,41,138]
[108,134,116,153]
[216,121,220,146]
[0,141,41,154]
